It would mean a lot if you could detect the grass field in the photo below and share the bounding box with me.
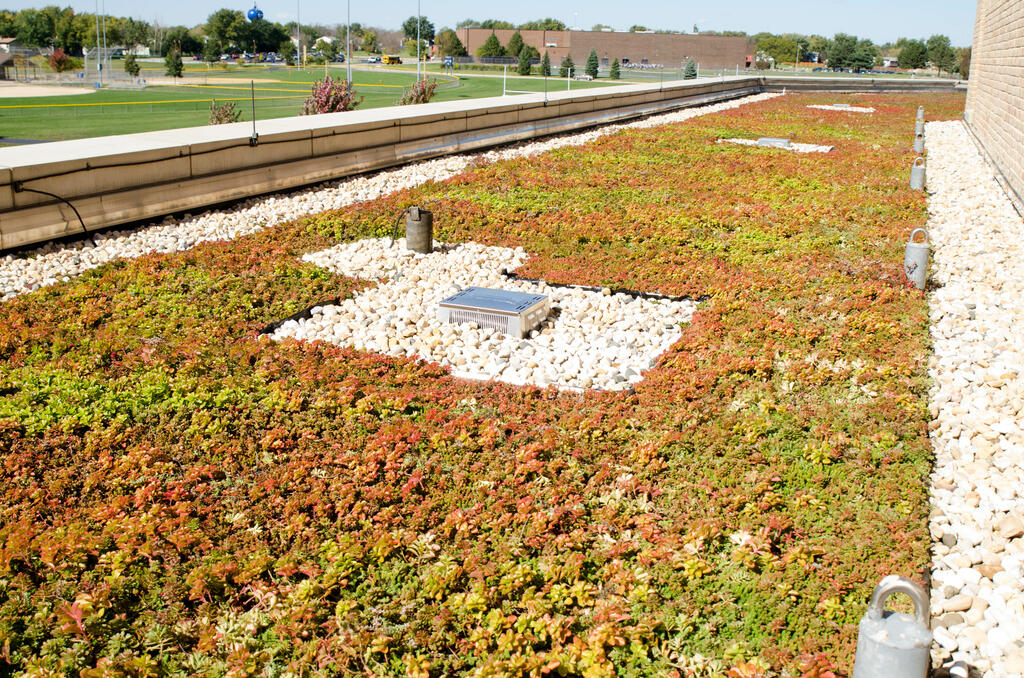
[0,91,965,675]
[0,63,610,142]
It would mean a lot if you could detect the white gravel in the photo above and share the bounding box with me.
[270,238,696,391]
[806,104,876,113]
[0,92,781,302]
[925,120,1024,677]
[718,138,834,153]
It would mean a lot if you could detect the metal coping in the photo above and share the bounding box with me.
[439,286,548,315]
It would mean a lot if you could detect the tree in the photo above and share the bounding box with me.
[124,53,140,77]
[629,25,649,32]
[610,57,620,79]
[49,48,73,72]
[850,39,878,71]
[361,31,379,53]
[808,35,831,62]
[591,24,612,32]
[506,31,524,58]
[279,41,297,65]
[163,26,201,56]
[684,59,697,79]
[898,39,928,69]
[540,51,551,76]
[585,48,599,78]
[435,28,467,57]
[476,32,504,57]
[321,39,338,61]
[202,39,220,64]
[518,18,565,30]
[479,19,515,30]
[237,19,290,53]
[402,16,435,43]
[926,34,956,76]
[123,18,151,54]
[206,9,244,52]
[559,55,574,77]
[517,46,531,75]
[757,35,798,65]
[15,9,54,47]
[958,46,972,80]
[827,33,857,69]
[164,48,183,78]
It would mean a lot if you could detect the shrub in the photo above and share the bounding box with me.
[123,54,140,78]
[585,48,599,78]
[684,59,697,79]
[540,51,551,77]
[48,48,73,73]
[208,99,241,124]
[610,58,620,80]
[300,75,362,115]
[396,78,439,105]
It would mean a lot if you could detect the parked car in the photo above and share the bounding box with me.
[364,55,382,63]
[334,54,345,63]
[573,73,594,81]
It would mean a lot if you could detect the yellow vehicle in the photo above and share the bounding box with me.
[382,55,403,65]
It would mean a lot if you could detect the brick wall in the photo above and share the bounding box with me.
[455,29,753,71]
[965,0,1024,210]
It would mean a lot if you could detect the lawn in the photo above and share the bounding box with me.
[0,63,610,142]
[0,91,965,676]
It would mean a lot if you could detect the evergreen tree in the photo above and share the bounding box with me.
[476,32,504,57]
[506,30,524,58]
[164,48,183,78]
[517,46,531,75]
[609,57,620,79]
[684,59,697,79]
[898,39,928,69]
[558,55,574,78]
[540,51,551,76]
[585,48,599,78]
[123,53,140,77]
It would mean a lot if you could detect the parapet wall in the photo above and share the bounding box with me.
[965,0,1024,212]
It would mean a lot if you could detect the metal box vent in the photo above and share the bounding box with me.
[438,287,550,339]
[757,137,792,148]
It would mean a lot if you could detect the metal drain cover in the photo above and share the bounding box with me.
[757,137,792,148]
[438,287,550,338]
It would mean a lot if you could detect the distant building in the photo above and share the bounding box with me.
[0,38,17,80]
[456,28,753,70]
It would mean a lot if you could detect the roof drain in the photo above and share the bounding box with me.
[12,182,96,248]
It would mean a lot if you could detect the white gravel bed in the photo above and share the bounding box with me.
[806,104,875,113]
[270,238,696,391]
[717,138,834,153]
[0,92,781,302]
[925,120,1024,677]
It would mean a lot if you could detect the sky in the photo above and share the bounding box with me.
[6,0,978,46]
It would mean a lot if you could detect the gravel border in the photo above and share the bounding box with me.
[925,120,1024,677]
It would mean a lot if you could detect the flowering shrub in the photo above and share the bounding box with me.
[0,92,965,675]
[300,75,362,115]
[208,99,241,125]
[397,78,440,106]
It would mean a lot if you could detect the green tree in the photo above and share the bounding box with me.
[237,19,290,53]
[850,39,878,71]
[163,26,201,56]
[402,16,435,42]
[827,33,857,69]
[757,35,798,65]
[321,39,338,61]
[479,19,515,30]
[808,35,831,62]
[609,57,620,79]
[435,28,467,57]
[591,24,612,32]
[205,9,244,52]
[361,31,379,53]
[926,34,956,76]
[279,40,296,65]
[629,25,649,32]
[684,59,697,79]
[517,45,531,75]
[15,9,54,47]
[585,48,599,78]
[476,32,504,57]
[958,46,972,79]
[558,55,574,77]
[164,48,183,78]
[518,18,565,30]
[506,31,524,58]
[202,39,220,64]
[898,39,927,69]
[540,51,551,76]
[123,53,140,77]
[123,18,151,54]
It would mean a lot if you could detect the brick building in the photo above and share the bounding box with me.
[965,0,1024,211]
[455,28,753,70]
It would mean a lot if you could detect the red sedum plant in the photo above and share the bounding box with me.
[0,92,965,676]
[300,75,362,115]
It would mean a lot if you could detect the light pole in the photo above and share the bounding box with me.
[94,0,101,86]
[346,0,351,83]
[416,0,421,81]
[795,43,801,72]
[296,0,301,68]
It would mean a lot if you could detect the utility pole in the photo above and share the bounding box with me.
[346,0,351,83]
[101,0,108,79]
[94,0,102,86]
[296,0,300,69]
[416,0,421,81]
[795,43,801,72]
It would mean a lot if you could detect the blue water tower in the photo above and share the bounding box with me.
[247,5,264,21]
